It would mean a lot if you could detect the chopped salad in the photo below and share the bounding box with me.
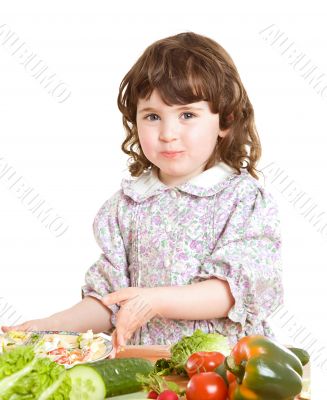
[0,330,109,367]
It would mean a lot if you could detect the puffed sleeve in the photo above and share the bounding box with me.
[192,178,283,336]
[81,189,130,330]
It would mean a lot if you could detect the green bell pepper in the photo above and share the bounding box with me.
[224,335,309,400]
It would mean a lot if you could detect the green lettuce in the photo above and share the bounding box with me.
[0,345,71,399]
[170,329,231,375]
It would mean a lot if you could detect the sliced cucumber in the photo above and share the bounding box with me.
[69,364,106,400]
[68,357,154,399]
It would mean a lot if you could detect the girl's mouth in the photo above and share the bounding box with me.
[161,151,184,159]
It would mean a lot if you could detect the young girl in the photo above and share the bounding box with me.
[2,31,283,357]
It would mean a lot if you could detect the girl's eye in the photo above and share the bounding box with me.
[182,112,195,119]
[144,112,195,121]
[145,113,159,121]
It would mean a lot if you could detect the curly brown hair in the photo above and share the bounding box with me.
[117,31,261,179]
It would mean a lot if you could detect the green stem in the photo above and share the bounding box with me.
[224,356,246,384]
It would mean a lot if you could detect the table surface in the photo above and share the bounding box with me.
[107,344,311,399]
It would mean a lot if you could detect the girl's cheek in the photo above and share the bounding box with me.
[139,137,150,154]
[139,132,156,154]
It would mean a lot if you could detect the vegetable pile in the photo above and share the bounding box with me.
[0,344,153,399]
[137,330,310,400]
[0,329,310,400]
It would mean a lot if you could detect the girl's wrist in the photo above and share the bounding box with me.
[147,286,176,318]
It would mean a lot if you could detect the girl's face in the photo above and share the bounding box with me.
[136,88,229,187]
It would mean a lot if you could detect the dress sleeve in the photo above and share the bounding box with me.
[81,189,130,330]
[192,180,283,333]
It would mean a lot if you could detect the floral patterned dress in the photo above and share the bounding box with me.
[81,162,283,347]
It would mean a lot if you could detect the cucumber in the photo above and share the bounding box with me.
[68,357,154,399]
[288,347,310,366]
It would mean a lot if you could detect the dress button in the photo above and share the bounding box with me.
[164,259,171,267]
[170,189,178,198]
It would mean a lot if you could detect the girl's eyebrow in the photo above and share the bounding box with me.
[138,105,205,113]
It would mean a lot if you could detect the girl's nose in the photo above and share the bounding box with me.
[159,121,179,142]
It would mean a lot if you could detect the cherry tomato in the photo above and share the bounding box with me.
[47,347,67,356]
[186,372,228,400]
[147,391,159,399]
[55,355,70,364]
[157,390,179,400]
[185,351,225,378]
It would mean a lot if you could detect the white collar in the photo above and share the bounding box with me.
[180,161,236,188]
[121,161,242,202]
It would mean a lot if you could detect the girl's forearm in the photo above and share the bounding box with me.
[50,296,113,333]
[153,278,235,320]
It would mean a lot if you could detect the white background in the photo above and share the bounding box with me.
[1,1,326,396]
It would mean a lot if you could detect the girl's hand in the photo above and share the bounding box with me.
[1,317,59,333]
[102,287,160,354]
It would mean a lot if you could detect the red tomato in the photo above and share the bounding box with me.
[186,372,228,400]
[185,352,225,378]
[157,390,179,400]
[147,391,159,399]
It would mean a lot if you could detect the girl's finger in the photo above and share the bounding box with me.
[101,294,113,306]
[102,288,139,307]
[1,323,29,332]
[117,329,126,349]
[102,291,123,306]
[108,330,118,359]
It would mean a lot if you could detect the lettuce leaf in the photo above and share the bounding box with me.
[0,345,71,399]
[170,329,231,375]
[0,345,35,380]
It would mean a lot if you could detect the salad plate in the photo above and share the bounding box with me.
[0,329,113,368]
